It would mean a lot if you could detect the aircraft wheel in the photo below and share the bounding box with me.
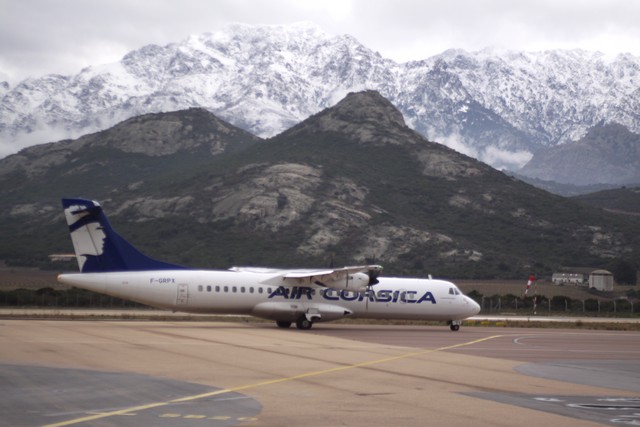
[450,324,460,331]
[276,320,292,328]
[296,317,313,330]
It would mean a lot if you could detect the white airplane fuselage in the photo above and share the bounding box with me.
[57,197,481,330]
[58,270,480,323]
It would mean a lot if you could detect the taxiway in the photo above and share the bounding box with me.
[0,320,638,426]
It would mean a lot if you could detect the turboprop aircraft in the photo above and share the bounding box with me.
[57,198,480,331]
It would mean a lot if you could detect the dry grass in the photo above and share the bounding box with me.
[0,268,61,290]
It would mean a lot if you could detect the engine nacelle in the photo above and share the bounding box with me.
[251,301,352,322]
[321,272,370,292]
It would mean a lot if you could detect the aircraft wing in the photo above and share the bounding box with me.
[257,265,383,287]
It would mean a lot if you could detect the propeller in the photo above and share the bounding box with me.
[367,267,380,286]
[366,254,381,286]
[365,258,382,310]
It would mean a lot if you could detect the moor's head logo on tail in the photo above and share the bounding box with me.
[64,199,108,272]
[62,198,186,273]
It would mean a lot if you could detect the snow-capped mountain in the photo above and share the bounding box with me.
[1,22,639,174]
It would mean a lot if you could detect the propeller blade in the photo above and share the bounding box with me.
[368,268,380,286]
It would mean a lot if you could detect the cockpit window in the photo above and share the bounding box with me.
[449,287,461,295]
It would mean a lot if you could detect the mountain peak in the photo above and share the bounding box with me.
[330,90,406,127]
[284,90,409,145]
[0,108,260,178]
[2,22,640,182]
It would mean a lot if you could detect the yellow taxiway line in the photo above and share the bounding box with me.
[43,334,503,427]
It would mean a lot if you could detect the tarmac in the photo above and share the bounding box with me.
[0,318,639,426]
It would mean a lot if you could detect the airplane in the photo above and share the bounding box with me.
[57,198,481,331]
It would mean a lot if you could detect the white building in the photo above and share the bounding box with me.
[552,272,587,286]
[589,269,614,292]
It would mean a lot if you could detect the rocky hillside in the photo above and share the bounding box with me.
[0,108,259,251]
[520,123,640,185]
[573,187,640,216]
[1,91,638,278]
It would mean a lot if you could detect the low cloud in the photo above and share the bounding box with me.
[431,131,532,171]
[482,145,533,170]
[434,132,479,159]
[0,127,77,159]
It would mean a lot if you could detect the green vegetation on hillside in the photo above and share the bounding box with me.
[2,93,640,279]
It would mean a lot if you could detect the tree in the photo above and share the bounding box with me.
[609,259,638,285]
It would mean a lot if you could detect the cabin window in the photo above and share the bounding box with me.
[206,286,212,292]
[198,285,203,292]
[258,288,263,294]
[224,286,229,293]
[249,287,254,293]
[232,286,237,293]
[215,286,220,292]
[241,287,245,293]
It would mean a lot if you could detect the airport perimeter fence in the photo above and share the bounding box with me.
[476,295,638,316]
[1,287,638,316]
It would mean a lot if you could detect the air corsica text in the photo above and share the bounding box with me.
[268,286,436,304]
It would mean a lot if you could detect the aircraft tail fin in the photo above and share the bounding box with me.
[62,198,186,273]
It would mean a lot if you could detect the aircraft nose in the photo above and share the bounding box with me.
[473,299,481,314]
[467,297,481,316]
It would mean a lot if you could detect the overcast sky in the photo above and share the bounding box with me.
[1,0,639,85]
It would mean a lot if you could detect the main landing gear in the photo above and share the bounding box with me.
[275,318,314,330]
[295,317,313,330]
[448,320,461,331]
[276,320,292,328]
